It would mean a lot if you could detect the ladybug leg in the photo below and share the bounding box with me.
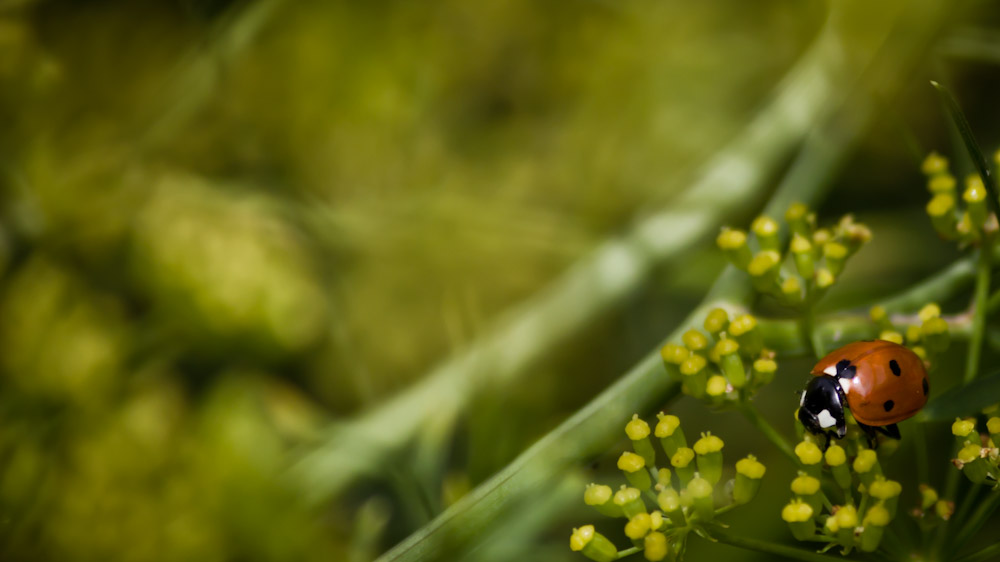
[875,423,901,440]
[856,422,880,449]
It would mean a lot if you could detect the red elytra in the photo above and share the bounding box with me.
[811,340,929,426]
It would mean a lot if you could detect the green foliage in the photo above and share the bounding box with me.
[8,1,1000,562]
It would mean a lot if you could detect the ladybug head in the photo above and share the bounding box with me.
[797,376,847,442]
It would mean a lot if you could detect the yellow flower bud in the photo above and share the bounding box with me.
[953,418,976,437]
[618,452,646,473]
[649,510,664,531]
[717,228,748,249]
[815,268,835,289]
[864,503,891,527]
[791,474,821,496]
[928,173,956,194]
[922,151,949,175]
[748,251,780,275]
[870,305,887,323]
[706,375,728,397]
[835,504,859,528]
[660,343,689,365]
[927,193,955,217]
[570,525,618,562]
[584,483,613,506]
[825,444,846,466]
[869,477,902,500]
[717,228,753,269]
[781,499,814,523]
[853,449,878,473]
[614,485,646,519]
[671,447,696,485]
[919,484,938,510]
[626,414,651,440]
[795,440,823,466]
[728,314,757,336]
[781,277,803,302]
[935,499,955,520]
[643,532,667,562]
[790,234,812,254]
[824,240,847,262]
[878,331,903,345]
[752,216,780,252]
[958,443,982,463]
[625,512,652,540]
[693,433,724,455]
[569,525,594,551]
[927,194,958,239]
[752,358,777,386]
[919,303,941,322]
[613,486,641,506]
[988,417,1000,435]
[671,448,694,468]
[654,413,680,438]
[680,354,707,376]
[736,455,766,479]
[682,329,709,352]
[703,308,729,334]
[657,468,671,488]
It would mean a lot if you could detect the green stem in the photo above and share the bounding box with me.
[710,528,860,562]
[965,244,992,384]
[955,541,1000,562]
[881,527,910,562]
[616,546,641,559]
[740,404,797,465]
[952,483,982,530]
[802,303,824,359]
[715,503,739,516]
[913,422,929,487]
[951,490,1000,547]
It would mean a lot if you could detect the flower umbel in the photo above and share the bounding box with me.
[572,414,764,561]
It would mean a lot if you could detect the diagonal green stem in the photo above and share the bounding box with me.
[964,244,992,383]
[955,541,1000,562]
[710,528,862,562]
[616,546,641,559]
[740,404,797,465]
[951,490,1000,548]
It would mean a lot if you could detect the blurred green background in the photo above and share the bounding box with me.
[1,0,999,560]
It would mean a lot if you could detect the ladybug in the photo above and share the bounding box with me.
[798,340,929,448]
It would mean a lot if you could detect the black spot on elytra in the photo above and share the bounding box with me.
[889,359,901,376]
[883,400,895,412]
[836,359,857,379]
[922,378,929,396]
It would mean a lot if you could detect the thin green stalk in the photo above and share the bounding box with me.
[881,527,910,562]
[714,503,739,516]
[965,244,992,384]
[955,541,1000,562]
[710,528,862,562]
[951,490,1000,547]
[740,404,797,465]
[616,547,641,559]
[913,422,929,487]
[952,483,981,530]
[802,302,824,359]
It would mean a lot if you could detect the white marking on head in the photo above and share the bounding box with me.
[839,378,852,394]
[823,365,838,376]
[800,391,806,407]
[817,409,837,429]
